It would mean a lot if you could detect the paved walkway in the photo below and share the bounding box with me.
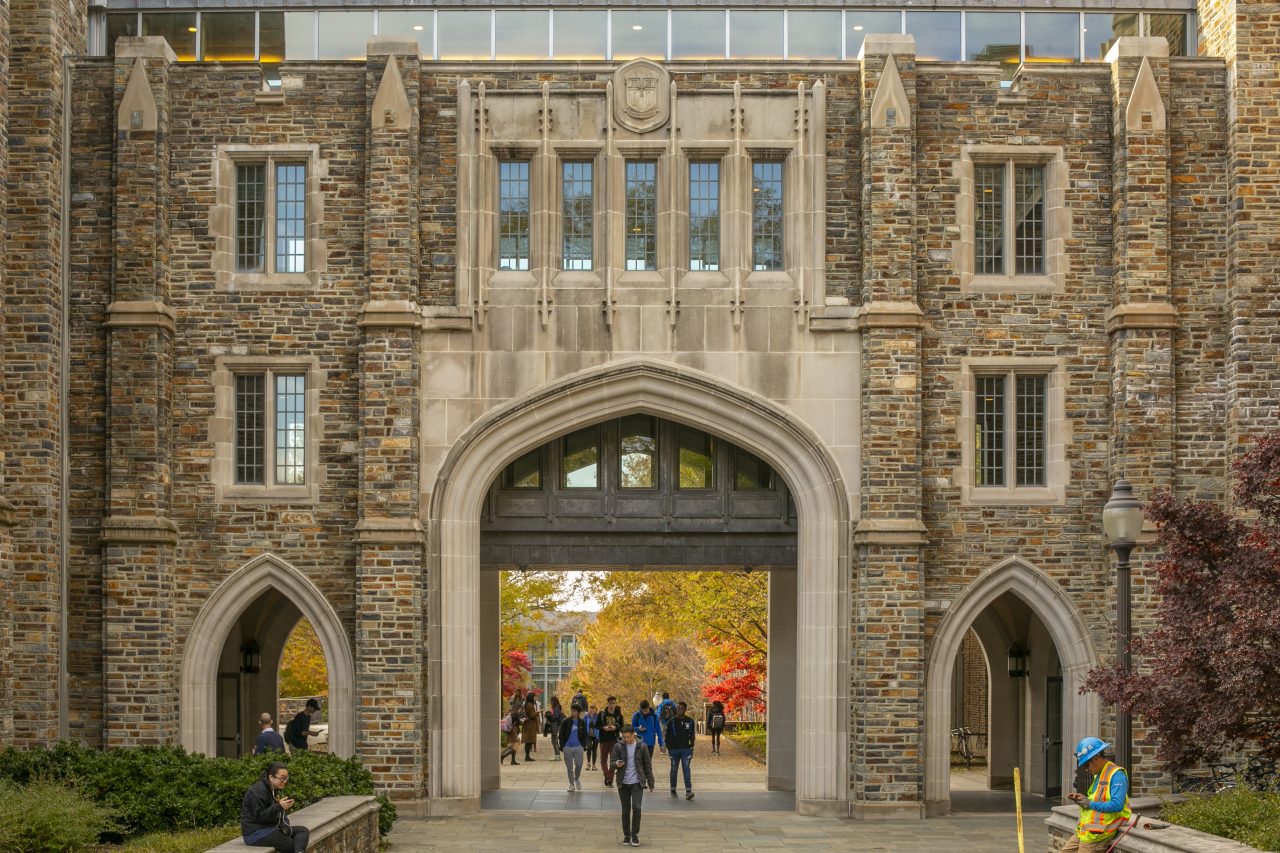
[388,811,1049,851]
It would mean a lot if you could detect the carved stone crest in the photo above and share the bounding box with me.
[613,59,670,133]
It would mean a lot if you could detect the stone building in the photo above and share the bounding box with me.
[0,0,1276,821]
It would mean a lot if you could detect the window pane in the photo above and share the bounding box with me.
[689,162,720,272]
[554,11,607,60]
[235,374,265,485]
[142,13,197,62]
[562,427,600,489]
[274,374,306,485]
[788,11,841,60]
[439,11,492,61]
[672,11,724,60]
[905,12,961,61]
[613,10,667,61]
[619,415,657,489]
[752,161,784,272]
[1147,14,1187,57]
[678,427,715,489]
[275,164,306,274]
[849,10,902,57]
[734,448,774,490]
[1014,165,1044,276]
[975,164,1003,277]
[562,161,594,271]
[201,12,256,61]
[236,164,266,274]
[503,449,542,489]
[625,161,657,272]
[258,13,285,63]
[497,10,548,60]
[975,376,1005,487]
[280,12,316,61]
[730,11,782,60]
[107,13,138,57]
[1025,13,1080,62]
[379,11,434,60]
[966,12,1020,66]
[499,162,530,271]
[1015,375,1046,487]
[1083,13,1137,61]
[318,11,373,60]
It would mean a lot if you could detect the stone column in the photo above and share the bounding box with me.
[356,37,427,807]
[480,569,500,791]
[101,38,181,748]
[852,35,928,819]
[766,569,796,791]
[1197,0,1280,471]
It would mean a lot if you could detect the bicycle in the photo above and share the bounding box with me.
[1176,761,1239,794]
[951,727,976,771]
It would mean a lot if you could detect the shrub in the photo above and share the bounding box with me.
[0,780,117,853]
[1163,787,1280,851]
[0,743,396,840]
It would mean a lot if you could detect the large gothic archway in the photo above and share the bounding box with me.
[924,557,1100,815]
[179,554,356,758]
[427,359,852,815]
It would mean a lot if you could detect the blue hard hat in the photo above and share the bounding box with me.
[1074,736,1110,768]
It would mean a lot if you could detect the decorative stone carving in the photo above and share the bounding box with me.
[372,54,411,132]
[870,54,910,130]
[1125,56,1166,133]
[117,57,157,133]
[612,59,670,133]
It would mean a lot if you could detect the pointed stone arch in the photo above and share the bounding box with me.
[427,358,852,815]
[180,553,356,758]
[924,556,1100,814]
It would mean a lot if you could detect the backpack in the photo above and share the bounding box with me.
[711,713,725,730]
[501,716,512,733]
[659,701,676,724]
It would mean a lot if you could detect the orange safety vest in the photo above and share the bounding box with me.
[1076,761,1132,843]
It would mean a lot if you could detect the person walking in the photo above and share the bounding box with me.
[1062,737,1132,852]
[240,761,310,852]
[521,692,541,761]
[584,703,600,770]
[656,692,677,734]
[283,699,320,753]
[500,704,524,765]
[664,701,697,800]
[597,696,625,786]
[630,699,664,759]
[545,695,566,759]
[559,703,590,792]
[572,689,587,713]
[610,724,654,847]
[706,700,725,755]
[253,713,285,755]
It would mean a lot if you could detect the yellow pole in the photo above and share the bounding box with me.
[1014,767,1026,853]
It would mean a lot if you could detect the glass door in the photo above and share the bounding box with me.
[1045,675,1064,797]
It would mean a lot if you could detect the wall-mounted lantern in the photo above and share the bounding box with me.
[241,640,262,674]
[1007,644,1030,679]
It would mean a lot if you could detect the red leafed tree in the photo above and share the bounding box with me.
[502,648,533,700]
[1084,434,1280,770]
[702,640,766,715]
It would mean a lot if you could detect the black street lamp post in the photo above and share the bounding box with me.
[1103,479,1144,771]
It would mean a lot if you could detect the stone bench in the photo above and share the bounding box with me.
[1046,796,1261,853]
[208,795,380,853]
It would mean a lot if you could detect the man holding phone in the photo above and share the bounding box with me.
[610,725,654,847]
[596,697,625,787]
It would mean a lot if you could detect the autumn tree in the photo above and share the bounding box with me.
[500,569,567,656]
[279,618,328,698]
[1085,434,1280,769]
[502,648,534,700]
[569,609,706,712]
[702,638,766,714]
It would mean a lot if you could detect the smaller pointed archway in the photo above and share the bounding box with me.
[925,557,1100,815]
[180,554,356,758]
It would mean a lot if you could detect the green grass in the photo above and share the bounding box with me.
[727,723,767,762]
[111,825,240,853]
[1163,787,1280,851]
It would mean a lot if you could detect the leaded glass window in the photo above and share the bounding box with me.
[234,371,307,486]
[499,161,531,271]
[626,161,657,271]
[689,162,720,272]
[619,415,657,489]
[752,161,784,271]
[678,426,715,489]
[562,161,594,270]
[562,427,600,489]
[503,449,543,489]
[975,372,1048,488]
[974,161,1046,277]
[234,160,306,274]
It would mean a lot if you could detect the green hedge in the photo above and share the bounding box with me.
[0,742,396,840]
[1163,787,1280,851]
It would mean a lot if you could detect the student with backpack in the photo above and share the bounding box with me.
[656,693,677,733]
[706,700,725,755]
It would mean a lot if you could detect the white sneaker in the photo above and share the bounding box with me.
[567,786,576,792]
[575,781,583,791]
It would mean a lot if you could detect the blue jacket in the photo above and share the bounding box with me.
[631,709,664,748]
[1088,767,1129,812]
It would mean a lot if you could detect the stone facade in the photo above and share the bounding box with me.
[0,0,1277,822]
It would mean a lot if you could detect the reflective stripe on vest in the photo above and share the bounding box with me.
[1076,762,1132,840]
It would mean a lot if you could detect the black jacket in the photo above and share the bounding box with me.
[558,716,590,748]
[664,715,697,750]
[609,739,655,789]
[597,707,625,741]
[240,779,284,838]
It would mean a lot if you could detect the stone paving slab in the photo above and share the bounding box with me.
[388,811,1048,852]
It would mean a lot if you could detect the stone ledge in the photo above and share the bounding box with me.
[355,516,426,545]
[853,517,929,546]
[1105,36,1170,62]
[1046,800,1260,853]
[367,35,419,57]
[101,515,180,545]
[358,299,424,329]
[425,306,475,332]
[855,301,926,330]
[105,301,177,333]
[0,496,16,527]
[208,795,379,853]
[857,34,917,59]
[1106,302,1179,334]
[114,36,177,63]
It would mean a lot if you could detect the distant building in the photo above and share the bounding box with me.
[525,612,594,702]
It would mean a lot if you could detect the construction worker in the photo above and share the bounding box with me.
[1062,736,1132,852]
